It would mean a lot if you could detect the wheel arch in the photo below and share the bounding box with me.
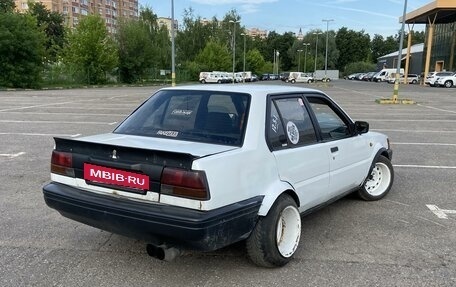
[258,181,299,216]
[362,147,390,185]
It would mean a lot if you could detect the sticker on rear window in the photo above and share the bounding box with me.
[286,121,299,144]
[157,130,179,137]
[271,115,279,133]
[171,109,193,116]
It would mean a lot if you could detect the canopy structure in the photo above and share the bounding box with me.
[401,0,456,24]
[399,0,456,83]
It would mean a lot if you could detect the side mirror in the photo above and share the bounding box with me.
[354,121,369,135]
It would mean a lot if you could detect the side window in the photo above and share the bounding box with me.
[307,97,351,141]
[269,97,317,149]
[268,103,287,149]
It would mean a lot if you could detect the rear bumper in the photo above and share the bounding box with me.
[43,182,263,251]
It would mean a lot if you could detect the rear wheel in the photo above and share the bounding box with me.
[412,79,417,84]
[307,79,312,83]
[357,155,394,201]
[291,79,296,83]
[246,194,301,267]
[200,79,206,84]
[444,80,453,88]
[217,80,222,84]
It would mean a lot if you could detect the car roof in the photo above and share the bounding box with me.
[160,84,321,96]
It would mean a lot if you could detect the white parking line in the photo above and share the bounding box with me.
[374,129,456,133]
[394,142,456,147]
[366,119,456,122]
[0,133,81,137]
[0,120,113,125]
[0,111,128,117]
[394,164,456,169]
[0,100,96,112]
[418,104,456,114]
[0,152,25,158]
[426,205,456,219]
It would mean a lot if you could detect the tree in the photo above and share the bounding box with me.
[0,13,45,88]
[63,15,118,84]
[246,48,265,75]
[0,0,15,13]
[28,2,65,62]
[117,19,155,83]
[335,27,370,71]
[176,8,214,64]
[195,40,231,72]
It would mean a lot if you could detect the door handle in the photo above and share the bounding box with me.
[330,147,339,153]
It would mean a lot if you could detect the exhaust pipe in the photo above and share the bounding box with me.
[146,244,182,261]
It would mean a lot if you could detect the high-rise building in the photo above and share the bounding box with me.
[157,17,179,37]
[246,28,268,39]
[14,0,139,33]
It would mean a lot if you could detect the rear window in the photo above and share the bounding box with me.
[114,90,250,146]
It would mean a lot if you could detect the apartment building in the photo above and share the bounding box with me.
[157,17,179,37]
[14,0,138,33]
[246,28,268,39]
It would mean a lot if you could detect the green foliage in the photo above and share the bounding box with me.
[246,48,265,75]
[63,15,118,85]
[117,19,156,83]
[344,61,376,76]
[195,40,231,72]
[28,2,65,62]
[0,13,45,88]
[0,0,15,13]
[335,27,371,70]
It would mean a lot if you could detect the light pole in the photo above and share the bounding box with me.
[322,19,334,80]
[171,0,176,86]
[313,32,322,75]
[241,33,247,83]
[229,20,239,83]
[303,43,310,73]
[392,0,408,102]
[297,49,303,72]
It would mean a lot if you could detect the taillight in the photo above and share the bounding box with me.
[51,150,75,177]
[161,168,209,200]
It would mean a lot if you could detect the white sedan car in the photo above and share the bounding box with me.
[43,85,394,267]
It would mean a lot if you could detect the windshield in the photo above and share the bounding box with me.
[114,90,250,146]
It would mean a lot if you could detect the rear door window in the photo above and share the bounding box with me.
[267,97,317,150]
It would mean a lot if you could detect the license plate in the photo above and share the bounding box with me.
[83,163,150,191]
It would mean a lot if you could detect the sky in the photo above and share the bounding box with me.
[139,0,430,37]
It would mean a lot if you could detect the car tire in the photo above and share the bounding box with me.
[357,155,394,201]
[412,80,417,84]
[291,79,296,84]
[444,81,453,88]
[201,79,206,84]
[246,194,301,267]
[217,80,222,84]
[307,79,312,83]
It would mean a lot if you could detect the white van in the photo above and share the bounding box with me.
[373,68,404,82]
[199,72,223,84]
[288,72,314,83]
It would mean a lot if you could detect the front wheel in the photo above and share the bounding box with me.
[357,155,394,201]
[246,194,301,267]
[444,80,453,88]
[291,79,296,83]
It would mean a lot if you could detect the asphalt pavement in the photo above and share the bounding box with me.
[0,81,455,286]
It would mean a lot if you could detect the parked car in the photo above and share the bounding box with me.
[387,74,420,84]
[435,72,456,88]
[260,74,271,81]
[345,73,362,80]
[199,72,223,84]
[280,72,290,82]
[425,71,453,87]
[43,85,394,267]
[373,68,404,82]
[361,72,376,81]
[288,72,314,83]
